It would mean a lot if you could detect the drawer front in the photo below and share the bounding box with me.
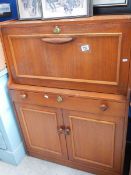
[3,21,131,95]
[10,89,126,117]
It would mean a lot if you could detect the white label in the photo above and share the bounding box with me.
[122,58,128,62]
[44,95,49,99]
[81,45,90,52]
[0,4,11,14]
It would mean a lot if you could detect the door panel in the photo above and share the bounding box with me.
[63,110,124,172]
[9,34,121,83]
[6,32,129,94]
[15,104,67,159]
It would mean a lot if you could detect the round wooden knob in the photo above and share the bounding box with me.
[64,128,71,135]
[57,127,64,134]
[20,94,27,99]
[53,26,61,34]
[57,96,63,103]
[99,104,108,111]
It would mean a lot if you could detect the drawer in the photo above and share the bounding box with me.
[10,89,126,117]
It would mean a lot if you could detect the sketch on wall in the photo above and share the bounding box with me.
[93,0,128,6]
[42,0,92,19]
[17,0,42,19]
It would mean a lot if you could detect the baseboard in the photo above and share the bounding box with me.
[0,142,25,165]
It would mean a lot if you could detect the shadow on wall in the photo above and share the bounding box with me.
[0,0,18,21]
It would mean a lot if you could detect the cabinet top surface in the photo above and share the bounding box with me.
[1,15,131,28]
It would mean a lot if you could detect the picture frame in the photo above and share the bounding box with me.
[41,0,93,20]
[93,0,128,6]
[93,0,131,15]
[17,0,42,20]
[0,3,12,18]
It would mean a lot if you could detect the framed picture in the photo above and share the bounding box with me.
[41,0,93,20]
[93,0,128,6]
[0,3,12,18]
[17,0,42,20]
[93,0,131,14]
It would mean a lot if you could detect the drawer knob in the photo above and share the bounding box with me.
[99,104,108,111]
[53,26,61,34]
[64,128,71,135]
[20,94,27,99]
[57,96,63,103]
[57,127,64,134]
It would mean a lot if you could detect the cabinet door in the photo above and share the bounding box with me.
[15,104,68,160]
[63,110,125,173]
[4,27,130,94]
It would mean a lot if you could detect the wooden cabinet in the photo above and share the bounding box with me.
[9,85,127,175]
[13,94,126,174]
[1,15,131,175]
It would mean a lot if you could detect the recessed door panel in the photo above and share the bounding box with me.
[9,34,120,83]
[7,33,127,94]
[15,104,67,159]
[63,110,124,172]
